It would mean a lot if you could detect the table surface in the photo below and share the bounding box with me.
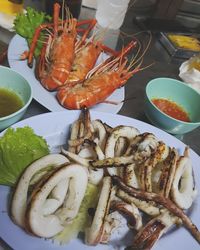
[0,2,200,249]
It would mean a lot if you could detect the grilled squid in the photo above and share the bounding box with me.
[67,108,93,152]
[26,164,88,238]
[132,210,179,249]
[139,141,170,192]
[62,139,104,185]
[111,201,143,231]
[92,119,107,151]
[105,125,139,176]
[85,176,112,245]
[171,147,197,209]
[11,154,69,228]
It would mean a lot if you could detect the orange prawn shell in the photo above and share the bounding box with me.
[39,31,76,91]
[67,42,102,86]
[57,71,123,109]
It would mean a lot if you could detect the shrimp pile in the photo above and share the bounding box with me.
[26,2,149,110]
[10,109,200,249]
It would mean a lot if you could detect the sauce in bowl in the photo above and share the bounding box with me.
[152,98,190,122]
[0,88,24,118]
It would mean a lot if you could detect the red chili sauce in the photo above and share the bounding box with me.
[152,98,190,122]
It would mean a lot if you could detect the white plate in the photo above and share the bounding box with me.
[0,111,200,250]
[8,35,124,113]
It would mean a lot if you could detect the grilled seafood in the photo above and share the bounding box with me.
[131,210,180,250]
[11,154,69,228]
[9,109,200,249]
[29,3,77,91]
[171,147,197,209]
[113,176,200,244]
[104,125,140,176]
[28,3,97,91]
[20,163,88,238]
[56,40,142,109]
[85,176,112,245]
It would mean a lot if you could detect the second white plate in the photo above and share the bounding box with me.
[0,110,200,250]
[8,35,124,113]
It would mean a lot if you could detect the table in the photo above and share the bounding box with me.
[0,2,200,249]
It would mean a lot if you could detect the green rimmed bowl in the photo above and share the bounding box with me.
[145,77,200,135]
[0,66,32,131]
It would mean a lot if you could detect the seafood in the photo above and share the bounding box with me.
[104,125,140,176]
[24,163,88,238]
[66,31,125,87]
[113,175,200,244]
[56,40,141,109]
[171,147,197,209]
[9,109,200,249]
[117,189,160,216]
[86,180,144,245]
[85,176,112,245]
[67,41,102,87]
[28,3,97,91]
[111,200,143,231]
[11,154,69,228]
[29,3,77,91]
[131,210,180,249]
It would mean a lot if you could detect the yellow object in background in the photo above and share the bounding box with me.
[0,0,23,15]
[168,34,200,51]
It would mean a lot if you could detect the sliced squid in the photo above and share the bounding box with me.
[111,201,143,231]
[100,211,122,244]
[127,133,159,163]
[68,119,82,153]
[171,147,198,209]
[61,148,90,167]
[90,155,135,168]
[68,108,93,150]
[62,140,104,185]
[11,154,69,228]
[157,147,178,198]
[41,179,70,216]
[124,163,140,188]
[26,164,88,238]
[117,189,160,216]
[113,175,200,244]
[132,210,179,249]
[139,141,169,192]
[83,141,104,185]
[92,119,107,151]
[85,176,112,245]
[105,125,139,176]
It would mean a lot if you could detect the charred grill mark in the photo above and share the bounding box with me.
[158,148,177,198]
[113,176,200,244]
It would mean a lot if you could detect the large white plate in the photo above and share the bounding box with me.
[0,111,200,250]
[8,35,124,113]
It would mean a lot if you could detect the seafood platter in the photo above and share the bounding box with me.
[0,109,200,250]
[8,3,149,113]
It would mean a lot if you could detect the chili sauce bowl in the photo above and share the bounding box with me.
[144,77,200,135]
[0,66,32,131]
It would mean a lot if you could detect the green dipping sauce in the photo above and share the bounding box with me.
[0,88,24,118]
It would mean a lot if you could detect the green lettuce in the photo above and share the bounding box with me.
[0,127,50,186]
[13,7,51,57]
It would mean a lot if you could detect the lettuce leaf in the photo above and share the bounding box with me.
[13,7,51,57]
[0,127,50,186]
